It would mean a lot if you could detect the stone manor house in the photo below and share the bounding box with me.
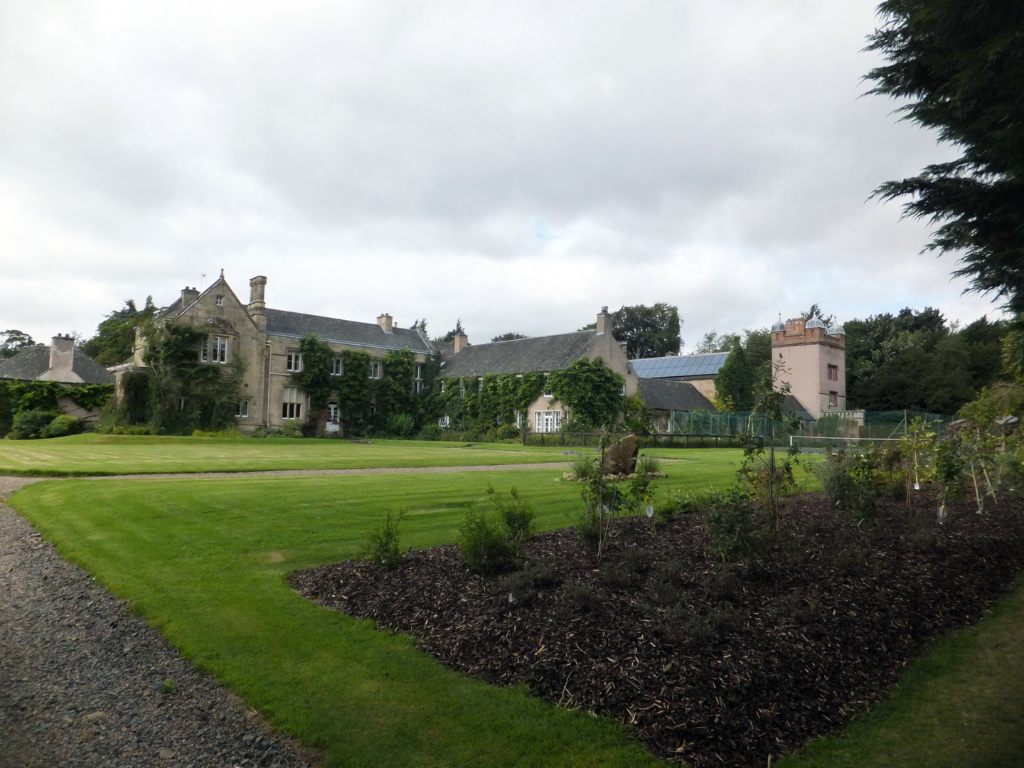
[110,272,847,434]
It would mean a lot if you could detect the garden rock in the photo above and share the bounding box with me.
[601,434,638,475]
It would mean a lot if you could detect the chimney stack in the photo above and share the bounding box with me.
[377,313,394,333]
[248,276,267,332]
[37,334,80,383]
[453,331,470,353]
[596,306,612,335]
[181,286,200,307]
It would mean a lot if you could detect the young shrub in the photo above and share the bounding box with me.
[704,492,774,564]
[360,511,406,571]
[458,508,518,576]
[40,414,81,439]
[504,564,559,607]
[812,449,882,525]
[563,582,601,613]
[281,418,304,438]
[485,485,535,547]
[386,413,416,438]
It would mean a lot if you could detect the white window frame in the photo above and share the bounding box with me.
[286,352,302,372]
[438,415,451,429]
[327,403,339,422]
[282,387,303,420]
[332,357,343,375]
[515,411,524,428]
[440,380,446,394]
[215,295,224,306]
[209,336,227,364]
[236,399,249,418]
[369,360,382,379]
[619,384,626,396]
[535,410,561,433]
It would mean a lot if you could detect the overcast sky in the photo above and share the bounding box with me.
[0,1,1006,352]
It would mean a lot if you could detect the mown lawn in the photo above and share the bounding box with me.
[0,433,573,475]
[15,468,745,767]
[0,432,750,478]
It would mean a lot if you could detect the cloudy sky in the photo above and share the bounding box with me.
[0,1,1006,351]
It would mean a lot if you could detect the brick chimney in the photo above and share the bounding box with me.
[181,286,200,307]
[248,275,267,332]
[596,306,612,335]
[377,313,394,333]
[453,331,470,353]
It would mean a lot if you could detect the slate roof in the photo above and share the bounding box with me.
[0,345,115,385]
[631,353,729,379]
[266,309,433,354]
[441,332,598,378]
[637,379,717,412]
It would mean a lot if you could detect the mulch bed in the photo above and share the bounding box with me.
[290,491,1024,767]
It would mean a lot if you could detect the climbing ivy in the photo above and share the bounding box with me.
[143,322,242,435]
[0,380,115,437]
[547,357,624,430]
[437,372,546,432]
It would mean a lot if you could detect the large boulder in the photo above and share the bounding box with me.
[603,434,639,475]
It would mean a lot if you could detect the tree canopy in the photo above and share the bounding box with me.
[596,303,682,359]
[0,330,35,359]
[714,339,755,411]
[866,1,1024,313]
[82,298,159,366]
[491,332,529,342]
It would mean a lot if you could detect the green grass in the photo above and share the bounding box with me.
[15,468,747,767]
[777,575,1024,768]
[0,433,574,475]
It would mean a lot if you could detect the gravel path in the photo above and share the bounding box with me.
[0,496,321,768]
[0,462,570,767]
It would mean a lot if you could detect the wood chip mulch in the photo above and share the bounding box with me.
[289,491,1024,767]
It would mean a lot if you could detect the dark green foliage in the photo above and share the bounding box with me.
[504,564,558,606]
[418,423,442,441]
[438,372,544,433]
[374,350,416,431]
[335,350,374,435]
[143,322,241,435]
[360,512,405,571]
[704,493,774,564]
[608,303,682,359]
[458,486,535,576]
[485,485,535,547]
[491,332,528,342]
[714,339,755,411]
[457,508,519,576]
[563,582,601,613]
[548,357,624,430]
[82,298,159,366]
[10,409,61,439]
[866,1,1024,314]
[813,450,883,524]
[0,329,35,359]
[292,334,337,411]
[386,413,416,437]
[437,319,464,343]
[0,380,114,438]
[40,414,82,438]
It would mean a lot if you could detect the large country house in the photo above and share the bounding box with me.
[117,272,433,433]
[113,272,847,434]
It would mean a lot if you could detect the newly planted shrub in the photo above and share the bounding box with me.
[458,486,535,575]
[360,511,406,571]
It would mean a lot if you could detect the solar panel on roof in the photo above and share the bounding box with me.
[632,353,727,379]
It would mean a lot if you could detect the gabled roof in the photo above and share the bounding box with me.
[266,309,433,354]
[631,353,729,379]
[441,332,598,378]
[638,379,717,412]
[0,345,115,385]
